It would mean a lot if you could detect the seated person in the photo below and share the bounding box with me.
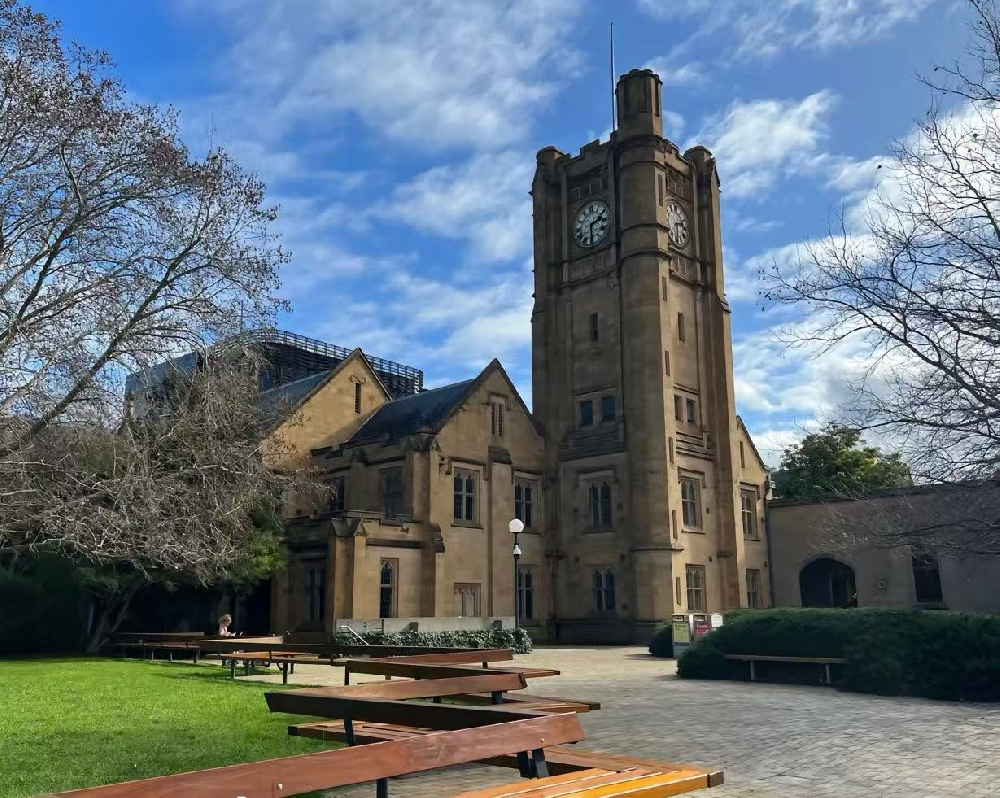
[217,613,236,637]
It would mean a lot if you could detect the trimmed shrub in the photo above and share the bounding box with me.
[330,627,533,654]
[673,608,1000,702]
[647,622,673,657]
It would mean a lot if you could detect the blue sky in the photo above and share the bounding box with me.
[36,0,970,464]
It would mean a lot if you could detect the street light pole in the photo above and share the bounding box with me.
[509,518,524,631]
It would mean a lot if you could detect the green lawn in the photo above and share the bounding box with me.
[0,658,335,797]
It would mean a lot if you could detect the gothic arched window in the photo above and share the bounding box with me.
[379,559,397,619]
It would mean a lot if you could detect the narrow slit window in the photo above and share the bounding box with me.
[686,398,697,424]
[354,382,362,414]
[589,312,599,343]
[678,312,686,342]
[664,350,670,375]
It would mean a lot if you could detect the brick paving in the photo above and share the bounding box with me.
[240,646,1000,797]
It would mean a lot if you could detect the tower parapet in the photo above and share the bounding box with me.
[615,68,663,139]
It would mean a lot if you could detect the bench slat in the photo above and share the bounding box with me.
[56,714,585,797]
[723,654,845,664]
[266,692,550,729]
[283,672,528,702]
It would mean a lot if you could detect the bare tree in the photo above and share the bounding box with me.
[761,0,1000,555]
[0,2,320,594]
[763,2,1000,483]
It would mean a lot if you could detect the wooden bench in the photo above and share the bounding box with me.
[220,651,341,682]
[454,765,719,797]
[270,679,719,795]
[54,713,586,797]
[341,658,559,685]
[724,654,847,685]
[117,639,202,663]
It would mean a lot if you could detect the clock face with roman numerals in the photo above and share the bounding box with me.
[666,200,690,248]
[573,200,610,248]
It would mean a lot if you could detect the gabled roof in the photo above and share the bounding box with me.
[347,378,475,445]
[345,358,542,447]
[258,348,389,433]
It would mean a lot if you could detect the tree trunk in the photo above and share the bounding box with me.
[85,583,141,654]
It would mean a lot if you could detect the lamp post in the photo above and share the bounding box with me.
[509,518,524,630]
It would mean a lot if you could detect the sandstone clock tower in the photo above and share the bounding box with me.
[531,69,770,642]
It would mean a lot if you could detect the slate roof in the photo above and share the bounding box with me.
[256,369,331,423]
[347,379,476,445]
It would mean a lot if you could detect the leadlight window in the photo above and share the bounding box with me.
[601,394,616,422]
[453,469,477,523]
[580,400,594,427]
[686,398,697,424]
[686,564,706,612]
[379,559,397,618]
[307,564,326,625]
[379,466,403,519]
[747,568,762,608]
[329,475,345,513]
[589,482,612,527]
[593,568,616,612]
[518,568,536,620]
[514,479,535,528]
[741,489,759,539]
[681,477,701,528]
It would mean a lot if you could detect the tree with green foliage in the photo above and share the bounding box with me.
[772,425,911,500]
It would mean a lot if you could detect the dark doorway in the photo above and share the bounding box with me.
[800,558,857,608]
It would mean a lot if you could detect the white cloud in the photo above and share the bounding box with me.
[663,110,685,140]
[378,152,534,262]
[639,0,939,61]
[644,58,706,87]
[307,265,534,378]
[698,91,838,198]
[194,0,584,151]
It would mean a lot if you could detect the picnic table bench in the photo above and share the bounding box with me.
[116,639,202,663]
[724,653,847,685]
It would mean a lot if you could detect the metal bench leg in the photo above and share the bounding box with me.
[168,649,173,663]
[432,697,442,704]
[193,650,199,665]
[344,716,355,746]
[290,662,295,674]
[749,661,756,682]
[376,777,389,798]
[531,749,549,779]
[230,658,237,678]
[281,662,289,685]
[824,663,832,685]
[491,691,503,705]
[344,668,350,685]
[516,751,532,778]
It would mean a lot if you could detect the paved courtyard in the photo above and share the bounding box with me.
[242,646,1000,797]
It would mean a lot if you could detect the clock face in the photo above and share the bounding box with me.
[666,201,690,248]
[573,200,610,248]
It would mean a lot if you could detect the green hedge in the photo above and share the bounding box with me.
[668,608,1000,702]
[330,627,533,654]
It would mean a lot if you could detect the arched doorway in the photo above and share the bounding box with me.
[800,558,857,608]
